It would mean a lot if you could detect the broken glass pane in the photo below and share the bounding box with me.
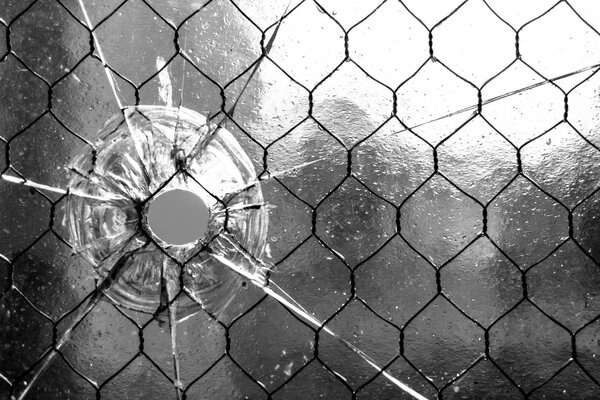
[2,0,600,399]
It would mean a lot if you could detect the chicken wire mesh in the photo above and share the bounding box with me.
[2,0,600,399]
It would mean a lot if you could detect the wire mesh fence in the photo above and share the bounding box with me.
[2,0,600,398]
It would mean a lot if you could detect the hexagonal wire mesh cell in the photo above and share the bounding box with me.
[2,0,600,399]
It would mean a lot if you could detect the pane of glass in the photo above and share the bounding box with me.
[2,1,600,399]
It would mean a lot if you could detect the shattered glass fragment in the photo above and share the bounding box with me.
[66,105,269,318]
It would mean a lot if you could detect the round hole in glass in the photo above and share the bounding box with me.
[146,189,210,246]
